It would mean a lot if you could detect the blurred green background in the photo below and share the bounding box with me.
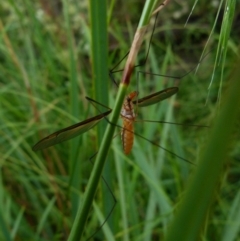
[0,0,239,240]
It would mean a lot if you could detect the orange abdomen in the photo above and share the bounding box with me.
[120,91,137,155]
[121,118,134,155]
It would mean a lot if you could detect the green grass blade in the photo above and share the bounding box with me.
[89,0,112,226]
[36,197,56,237]
[221,190,240,241]
[62,0,82,219]
[0,184,12,241]
[209,0,236,100]
[165,53,240,241]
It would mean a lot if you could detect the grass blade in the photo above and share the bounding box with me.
[165,52,240,241]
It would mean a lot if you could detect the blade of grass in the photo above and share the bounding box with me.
[165,51,240,241]
[209,0,236,101]
[0,177,12,241]
[114,151,130,241]
[62,0,82,219]
[221,189,240,241]
[221,188,240,241]
[89,0,112,226]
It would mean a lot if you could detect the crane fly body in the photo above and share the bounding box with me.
[120,87,179,154]
[120,91,138,155]
[32,87,178,153]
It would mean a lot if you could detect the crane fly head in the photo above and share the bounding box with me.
[127,91,138,102]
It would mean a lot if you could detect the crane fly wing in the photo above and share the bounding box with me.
[32,110,112,151]
[133,87,178,107]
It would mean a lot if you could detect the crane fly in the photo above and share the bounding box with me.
[32,87,178,152]
[120,87,178,154]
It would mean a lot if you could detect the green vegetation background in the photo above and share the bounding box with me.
[0,0,240,240]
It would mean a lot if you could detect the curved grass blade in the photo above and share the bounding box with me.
[32,110,112,151]
[133,87,178,107]
[165,54,240,241]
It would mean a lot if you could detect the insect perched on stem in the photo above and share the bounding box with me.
[32,87,179,154]
[121,91,138,155]
[120,87,178,154]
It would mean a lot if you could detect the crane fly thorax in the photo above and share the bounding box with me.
[120,91,138,120]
